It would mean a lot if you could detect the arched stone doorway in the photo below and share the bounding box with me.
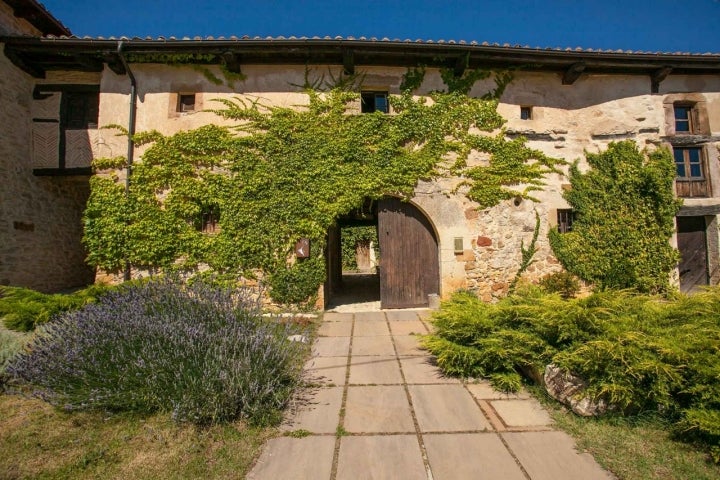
[325,197,440,309]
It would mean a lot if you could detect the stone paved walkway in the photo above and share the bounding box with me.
[248,311,613,480]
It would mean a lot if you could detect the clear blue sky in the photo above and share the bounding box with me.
[43,0,720,53]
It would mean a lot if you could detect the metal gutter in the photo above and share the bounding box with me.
[116,40,137,282]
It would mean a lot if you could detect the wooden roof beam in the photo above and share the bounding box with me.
[104,54,126,75]
[342,49,354,75]
[221,51,242,74]
[651,66,673,94]
[562,62,586,85]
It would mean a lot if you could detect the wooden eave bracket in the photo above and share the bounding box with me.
[4,47,45,78]
[221,51,242,74]
[342,49,354,75]
[651,66,673,94]
[562,62,586,85]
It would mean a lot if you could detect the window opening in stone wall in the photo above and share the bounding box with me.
[557,209,576,233]
[178,93,196,113]
[520,106,533,120]
[674,147,704,179]
[196,205,220,233]
[674,104,694,133]
[361,91,389,113]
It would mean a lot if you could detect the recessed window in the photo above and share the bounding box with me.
[361,91,389,113]
[520,106,533,120]
[674,104,694,133]
[674,147,704,179]
[196,205,220,233]
[557,209,576,233]
[178,94,196,113]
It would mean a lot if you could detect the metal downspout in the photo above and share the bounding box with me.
[116,41,137,282]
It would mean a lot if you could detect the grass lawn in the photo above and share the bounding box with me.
[535,390,720,480]
[0,394,276,480]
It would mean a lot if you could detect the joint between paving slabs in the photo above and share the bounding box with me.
[329,313,355,480]
[462,383,533,480]
[387,312,435,480]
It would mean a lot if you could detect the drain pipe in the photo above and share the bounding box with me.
[116,41,137,282]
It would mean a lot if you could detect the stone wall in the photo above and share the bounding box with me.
[79,64,720,297]
[0,40,96,291]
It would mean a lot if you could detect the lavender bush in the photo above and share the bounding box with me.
[5,279,307,425]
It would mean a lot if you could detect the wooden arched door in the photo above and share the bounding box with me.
[377,197,439,308]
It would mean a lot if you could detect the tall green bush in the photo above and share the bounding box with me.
[549,141,681,293]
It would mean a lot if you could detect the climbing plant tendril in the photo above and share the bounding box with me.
[84,69,561,304]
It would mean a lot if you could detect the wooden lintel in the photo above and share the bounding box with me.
[74,55,103,72]
[651,66,673,94]
[677,203,720,217]
[4,48,45,78]
[33,167,93,177]
[342,49,354,75]
[562,62,586,85]
[221,51,242,74]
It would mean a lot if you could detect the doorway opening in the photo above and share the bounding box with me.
[325,197,439,310]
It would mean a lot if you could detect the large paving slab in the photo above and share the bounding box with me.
[400,356,460,384]
[409,384,491,432]
[304,356,348,386]
[348,355,403,385]
[467,381,531,400]
[503,431,613,480]
[355,311,385,322]
[322,312,354,322]
[247,436,335,480]
[491,398,553,428]
[393,335,426,356]
[312,336,351,357]
[281,386,343,434]
[352,335,395,355]
[353,320,390,336]
[386,310,421,321]
[336,435,427,480]
[344,385,415,433]
[388,320,428,335]
[317,320,353,337]
[424,433,527,480]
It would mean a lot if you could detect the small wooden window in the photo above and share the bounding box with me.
[361,91,389,113]
[178,94,196,113]
[557,209,575,233]
[520,106,533,120]
[197,206,220,233]
[674,147,704,179]
[674,105,694,133]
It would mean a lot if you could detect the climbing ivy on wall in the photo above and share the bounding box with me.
[84,68,561,304]
[341,226,379,270]
[549,141,681,293]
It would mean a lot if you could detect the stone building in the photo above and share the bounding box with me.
[1,0,719,306]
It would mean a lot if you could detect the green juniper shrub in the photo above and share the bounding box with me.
[5,278,307,426]
[0,283,115,332]
[423,288,720,461]
[539,271,581,299]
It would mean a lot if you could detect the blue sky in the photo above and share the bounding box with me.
[43,0,720,53]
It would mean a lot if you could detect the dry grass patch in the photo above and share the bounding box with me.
[539,395,720,480]
[0,394,275,480]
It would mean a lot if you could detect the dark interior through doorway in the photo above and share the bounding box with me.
[325,199,381,310]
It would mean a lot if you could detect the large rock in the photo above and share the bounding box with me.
[543,364,608,417]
